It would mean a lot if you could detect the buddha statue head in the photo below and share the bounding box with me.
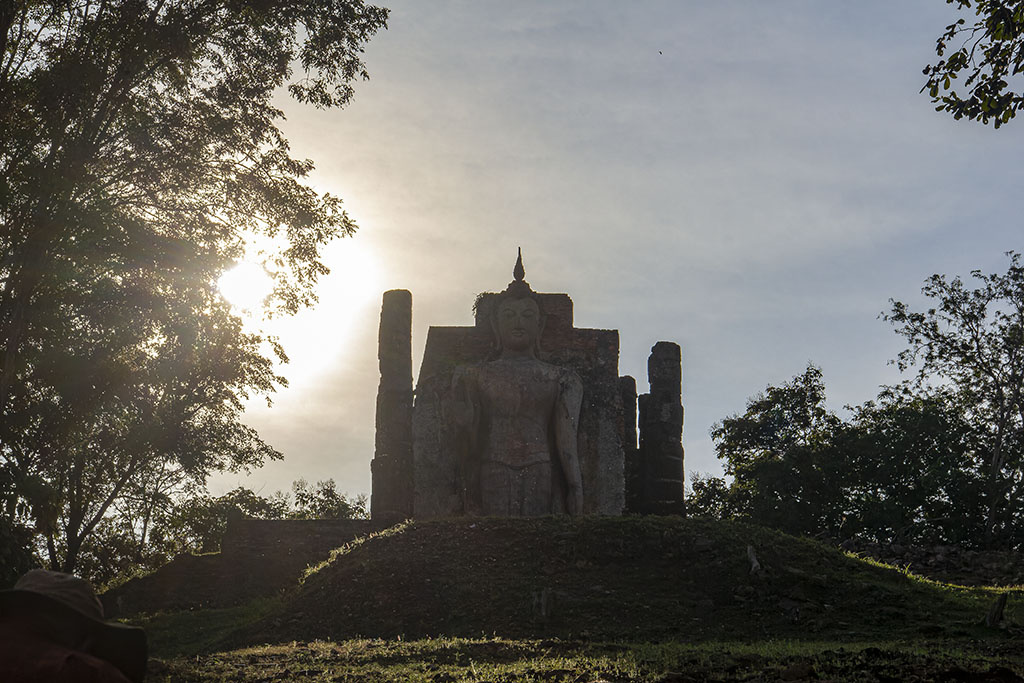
[490,249,544,359]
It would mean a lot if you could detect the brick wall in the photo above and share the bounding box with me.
[102,516,387,617]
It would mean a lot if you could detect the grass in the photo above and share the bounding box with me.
[299,519,413,583]
[146,637,1024,682]
[228,516,1015,644]
[131,516,1024,681]
[135,597,283,658]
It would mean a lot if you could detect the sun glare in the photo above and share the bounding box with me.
[256,239,382,391]
[215,236,383,392]
[218,261,274,313]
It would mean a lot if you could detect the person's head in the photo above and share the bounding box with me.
[0,569,147,682]
[495,295,543,357]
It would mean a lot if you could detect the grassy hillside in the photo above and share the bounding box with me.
[138,516,1024,681]
[205,516,1014,649]
[148,636,1024,682]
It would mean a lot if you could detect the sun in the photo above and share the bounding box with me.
[218,261,274,313]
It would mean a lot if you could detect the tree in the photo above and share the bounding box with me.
[884,252,1024,547]
[710,364,848,538]
[75,480,366,587]
[684,472,735,520]
[0,516,36,588]
[0,1,388,573]
[708,257,1024,547]
[707,367,989,546]
[923,0,1024,126]
[287,477,368,520]
[838,388,986,546]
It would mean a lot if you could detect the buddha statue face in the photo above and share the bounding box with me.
[495,296,542,356]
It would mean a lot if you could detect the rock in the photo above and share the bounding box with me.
[734,585,755,601]
[779,661,816,681]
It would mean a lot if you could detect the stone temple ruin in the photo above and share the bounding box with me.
[371,252,685,523]
[102,253,688,617]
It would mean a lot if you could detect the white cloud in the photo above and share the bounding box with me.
[225,0,1024,494]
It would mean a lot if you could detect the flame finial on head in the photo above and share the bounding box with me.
[503,247,533,298]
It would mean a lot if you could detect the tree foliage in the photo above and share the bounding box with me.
[883,251,1024,546]
[702,369,991,546]
[709,365,847,539]
[0,1,387,573]
[924,0,1024,126]
[700,255,1024,549]
[838,389,986,545]
[76,478,367,587]
[288,477,368,520]
[0,515,36,588]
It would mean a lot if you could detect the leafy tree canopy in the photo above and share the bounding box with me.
[924,0,1024,126]
[884,251,1024,545]
[702,254,1024,549]
[0,1,388,573]
[709,365,847,538]
[76,479,367,588]
[701,370,990,547]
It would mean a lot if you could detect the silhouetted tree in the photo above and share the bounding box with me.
[685,472,735,520]
[0,1,388,573]
[708,256,1024,548]
[287,478,368,520]
[710,365,848,538]
[707,370,990,547]
[0,516,36,588]
[884,252,1024,547]
[837,388,986,545]
[924,0,1024,126]
[76,479,366,587]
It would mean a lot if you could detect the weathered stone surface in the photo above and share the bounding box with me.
[378,254,690,520]
[448,286,584,517]
[620,376,638,450]
[412,282,624,517]
[412,326,487,517]
[370,289,413,523]
[620,375,640,513]
[635,341,684,514]
[474,292,574,339]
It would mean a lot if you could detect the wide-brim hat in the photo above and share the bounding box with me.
[0,569,147,682]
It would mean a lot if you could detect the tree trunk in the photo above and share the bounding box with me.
[62,534,82,574]
[984,414,1010,549]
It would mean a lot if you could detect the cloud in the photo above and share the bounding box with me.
[231,0,1024,492]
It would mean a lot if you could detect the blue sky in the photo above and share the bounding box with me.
[211,1,1024,501]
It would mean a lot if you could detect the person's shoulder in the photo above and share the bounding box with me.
[65,650,134,682]
[0,631,132,682]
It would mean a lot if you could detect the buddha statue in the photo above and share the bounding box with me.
[450,252,584,516]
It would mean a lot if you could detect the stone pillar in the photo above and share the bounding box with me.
[620,375,642,513]
[370,289,413,523]
[637,341,684,514]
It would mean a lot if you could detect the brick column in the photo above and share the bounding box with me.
[370,289,413,522]
[620,375,642,513]
[637,341,684,514]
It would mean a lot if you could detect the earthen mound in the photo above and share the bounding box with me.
[224,516,996,647]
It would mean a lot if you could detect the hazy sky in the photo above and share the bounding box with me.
[211,2,1024,501]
